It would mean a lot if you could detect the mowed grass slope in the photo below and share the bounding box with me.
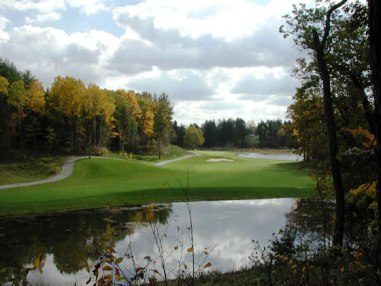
[0,151,315,216]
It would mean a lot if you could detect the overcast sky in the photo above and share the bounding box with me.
[0,0,313,126]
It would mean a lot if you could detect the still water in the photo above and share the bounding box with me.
[0,199,296,285]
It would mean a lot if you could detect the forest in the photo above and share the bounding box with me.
[0,60,174,159]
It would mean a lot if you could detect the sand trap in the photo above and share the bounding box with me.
[207,158,234,162]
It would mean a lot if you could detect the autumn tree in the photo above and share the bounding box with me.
[137,92,155,149]
[0,76,10,157]
[0,59,30,157]
[28,80,45,114]
[113,92,129,152]
[288,86,327,163]
[7,80,28,159]
[184,125,205,149]
[83,84,115,158]
[112,89,142,153]
[24,80,46,150]
[49,76,86,153]
[279,0,374,248]
[0,76,9,95]
[368,0,381,273]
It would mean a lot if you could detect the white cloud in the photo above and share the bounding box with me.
[0,16,10,43]
[128,70,214,101]
[25,12,61,24]
[0,0,66,13]
[66,0,108,15]
[1,25,119,87]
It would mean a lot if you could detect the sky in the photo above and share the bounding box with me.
[0,0,312,126]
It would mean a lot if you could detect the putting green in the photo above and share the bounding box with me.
[0,151,315,217]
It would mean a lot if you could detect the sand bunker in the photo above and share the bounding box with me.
[207,158,234,162]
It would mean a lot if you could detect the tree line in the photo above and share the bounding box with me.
[172,118,294,149]
[0,58,173,160]
[0,56,298,162]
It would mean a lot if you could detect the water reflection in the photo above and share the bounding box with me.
[0,199,294,285]
[237,153,303,161]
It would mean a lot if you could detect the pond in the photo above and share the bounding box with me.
[237,152,303,161]
[0,199,301,285]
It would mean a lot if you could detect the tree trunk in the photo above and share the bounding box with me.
[18,109,25,164]
[88,118,94,159]
[312,0,347,247]
[368,0,381,276]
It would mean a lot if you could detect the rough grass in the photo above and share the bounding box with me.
[0,156,65,185]
[0,151,315,217]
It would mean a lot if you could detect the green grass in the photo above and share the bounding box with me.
[0,151,315,217]
[133,145,193,161]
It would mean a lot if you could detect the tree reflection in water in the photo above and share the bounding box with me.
[0,204,172,285]
[250,198,379,285]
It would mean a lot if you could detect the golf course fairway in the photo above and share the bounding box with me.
[0,151,315,216]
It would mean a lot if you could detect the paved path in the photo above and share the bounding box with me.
[0,152,201,190]
[154,151,200,166]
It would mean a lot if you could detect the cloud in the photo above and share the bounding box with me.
[1,25,118,86]
[0,0,108,25]
[231,70,298,102]
[267,94,293,106]
[0,0,66,13]
[108,13,296,76]
[25,12,62,24]
[0,16,9,43]
[66,0,108,15]
[199,100,242,111]
[0,0,307,124]
[128,70,214,101]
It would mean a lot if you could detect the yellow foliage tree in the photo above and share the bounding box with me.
[138,94,155,148]
[28,80,45,114]
[83,84,116,157]
[0,76,9,95]
[49,76,86,152]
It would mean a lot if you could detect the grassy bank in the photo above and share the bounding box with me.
[0,156,65,185]
[0,150,315,217]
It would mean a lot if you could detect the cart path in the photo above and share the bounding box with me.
[154,151,200,166]
[0,152,201,190]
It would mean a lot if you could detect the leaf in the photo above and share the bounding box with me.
[203,262,212,269]
[102,265,113,271]
[115,257,123,264]
[187,247,193,253]
[105,247,115,254]
[104,274,112,283]
[116,275,125,282]
[33,253,44,272]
